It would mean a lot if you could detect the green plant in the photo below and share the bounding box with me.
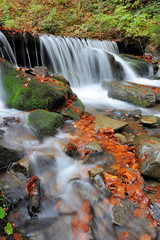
[4,222,13,235]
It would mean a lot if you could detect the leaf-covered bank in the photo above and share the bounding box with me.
[0,0,160,52]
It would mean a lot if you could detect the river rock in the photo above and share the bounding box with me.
[28,109,64,140]
[11,156,31,178]
[134,135,160,179]
[95,114,128,132]
[102,80,157,108]
[0,144,21,171]
[112,197,135,226]
[115,133,127,144]
[1,171,27,206]
[93,174,112,197]
[85,152,115,172]
[140,115,160,127]
[86,140,103,152]
[89,167,104,178]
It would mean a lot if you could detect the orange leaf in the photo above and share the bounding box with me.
[134,208,141,218]
[118,231,129,240]
[140,234,151,240]
[14,233,23,240]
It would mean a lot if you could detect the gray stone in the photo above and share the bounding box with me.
[112,198,135,226]
[134,135,160,179]
[102,80,157,108]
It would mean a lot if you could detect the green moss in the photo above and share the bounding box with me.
[28,109,64,139]
[59,98,85,120]
[128,96,149,108]
[1,60,73,111]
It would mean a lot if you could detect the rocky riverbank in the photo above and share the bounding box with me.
[1,58,160,239]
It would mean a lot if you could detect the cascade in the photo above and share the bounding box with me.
[0,32,17,65]
[39,35,121,86]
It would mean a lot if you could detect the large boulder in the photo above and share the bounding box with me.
[0,59,73,111]
[134,135,160,179]
[102,80,159,108]
[28,109,64,139]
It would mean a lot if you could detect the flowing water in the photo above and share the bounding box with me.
[0,31,160,239]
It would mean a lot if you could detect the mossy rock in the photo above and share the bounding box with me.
[28,109,64,139]
[59,98,85,121]
[102,80,157,108]
[0,60,73,111]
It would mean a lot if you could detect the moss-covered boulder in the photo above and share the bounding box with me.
[102,80,159,108]
[28,109,64,139]
[0,59,73,111]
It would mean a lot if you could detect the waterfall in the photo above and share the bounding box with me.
[39,35,119,86]
[0,32,17,65]
[0,30,155,87]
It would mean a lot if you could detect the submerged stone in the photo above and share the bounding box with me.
[28,109,64,140]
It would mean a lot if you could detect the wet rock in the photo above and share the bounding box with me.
[123,132,136,146]
[11,156,31,178]
[93,174,112,198]
[115,133,127,144]
[28,109,64,140]
[126,213,158,240]
[102,80,157,108]
[0,144,21,171]
[95,114,128,132]
[24,216,73,240]
[72,180,99,206]
[140,115,160,127]
[134,135,160,179]
[58,200,75,215]
[2,116,20,126]
[1,171,27,206]
[112,197,135,226]
[65,143,81,159]
[86,140,103,152]
[85,152,115,172]
[124,119,145,135]
[59,97,85,121]
[89,167,104,178]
